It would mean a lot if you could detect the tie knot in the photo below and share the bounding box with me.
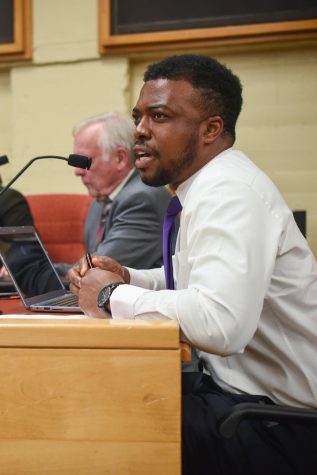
[166,195,182,217]
[100,197,113,222]
[104,196,112,205]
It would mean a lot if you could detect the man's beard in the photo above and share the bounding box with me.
[140,131,199,187]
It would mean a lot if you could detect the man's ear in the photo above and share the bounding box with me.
[114,147,130,169]
[202,116,224,144]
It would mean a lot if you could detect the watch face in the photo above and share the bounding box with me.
[97,286,112,308]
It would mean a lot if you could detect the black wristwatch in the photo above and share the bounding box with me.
[97,282,124,312]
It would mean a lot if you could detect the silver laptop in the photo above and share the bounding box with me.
[0,226,82,313]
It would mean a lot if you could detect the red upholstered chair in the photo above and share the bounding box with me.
[26,194,92,263]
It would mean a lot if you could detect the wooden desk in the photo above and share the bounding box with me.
[0,298,181,474]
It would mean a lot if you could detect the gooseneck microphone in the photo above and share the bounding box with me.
[0,154,91,197]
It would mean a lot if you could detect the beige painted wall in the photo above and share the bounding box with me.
[0,0,316,254]
[1,0,130,195]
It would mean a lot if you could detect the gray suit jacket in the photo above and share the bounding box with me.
[85,169,173,269]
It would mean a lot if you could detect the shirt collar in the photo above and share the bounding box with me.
[109,168,135,201]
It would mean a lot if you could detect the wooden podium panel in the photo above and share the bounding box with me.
[0,314,181,474]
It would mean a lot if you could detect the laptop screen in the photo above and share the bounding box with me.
[0,226,65,299]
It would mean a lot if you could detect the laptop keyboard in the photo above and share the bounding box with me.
[47,294,79,307]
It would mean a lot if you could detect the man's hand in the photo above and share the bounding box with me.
[68,255,130,296]
[90,255,130,283]
[78,267,124,318]
[0,266,10,281]
[67,256,87,295]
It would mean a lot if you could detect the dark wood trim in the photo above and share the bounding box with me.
[99,0,317,55]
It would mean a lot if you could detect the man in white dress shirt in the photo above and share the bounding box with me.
[70,55,317,474]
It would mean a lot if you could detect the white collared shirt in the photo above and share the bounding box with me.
[111,148,317,407]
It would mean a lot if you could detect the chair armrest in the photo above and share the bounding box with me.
[218,402,317,438]
[180,342,192,362]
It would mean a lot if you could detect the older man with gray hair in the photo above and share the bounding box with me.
[62,112,171,281]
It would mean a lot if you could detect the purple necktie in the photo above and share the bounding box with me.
[163,195,182,290]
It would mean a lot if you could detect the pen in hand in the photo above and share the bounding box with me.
[86,252,95,269]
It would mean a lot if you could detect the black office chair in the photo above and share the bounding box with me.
[218,402,317,438]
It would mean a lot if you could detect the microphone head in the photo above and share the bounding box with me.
[0,155,9,166]
[67,154,91,170]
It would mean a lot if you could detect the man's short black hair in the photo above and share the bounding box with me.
[144,54,243,142]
